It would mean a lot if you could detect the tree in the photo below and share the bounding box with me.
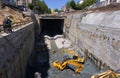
[75,3,82,10]
[53,8,59,12]
[32,0,51,14]
[65,0,96,10]
[66,0,76,10]
[81,0,96,9]
[28,3,34,10]
[70,0,76,9]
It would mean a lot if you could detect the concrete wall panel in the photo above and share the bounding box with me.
[65,11,120,70]
[0,22,34,78]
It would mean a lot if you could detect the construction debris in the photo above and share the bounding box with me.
[55,38,72,49]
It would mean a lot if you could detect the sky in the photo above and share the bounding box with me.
[44,0,79,10]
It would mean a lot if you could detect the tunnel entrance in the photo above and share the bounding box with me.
[40,17,64,37]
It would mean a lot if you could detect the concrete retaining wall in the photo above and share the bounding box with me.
[0,22,34,78]
[65,11,120,70]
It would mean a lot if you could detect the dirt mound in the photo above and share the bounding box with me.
[0,6,29,25]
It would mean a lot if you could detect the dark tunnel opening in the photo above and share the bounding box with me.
[40,19,64,37]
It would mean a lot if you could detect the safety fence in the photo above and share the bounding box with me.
[0,20,31,32]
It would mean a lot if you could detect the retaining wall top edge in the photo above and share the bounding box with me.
[0,22,33,38]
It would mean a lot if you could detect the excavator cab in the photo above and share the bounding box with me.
[116,69,120,78]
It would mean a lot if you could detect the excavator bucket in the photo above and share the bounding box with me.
[53,61,65,70]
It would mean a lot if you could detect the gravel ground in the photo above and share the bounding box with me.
[26,36,100,78]
[47,40,99,78]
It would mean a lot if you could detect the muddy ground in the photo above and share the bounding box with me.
[26,35,100,78]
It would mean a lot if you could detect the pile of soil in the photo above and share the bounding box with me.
[0,6,30,25]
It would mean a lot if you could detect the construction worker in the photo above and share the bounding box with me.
[3,16,12,33]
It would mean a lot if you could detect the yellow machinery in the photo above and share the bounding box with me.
[53,49,85,73]
[62,49,85,62]
[91,70,120,78]
[62,49,78,56]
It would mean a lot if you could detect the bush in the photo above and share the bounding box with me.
[31,0,51,14]
[28,3,34,10]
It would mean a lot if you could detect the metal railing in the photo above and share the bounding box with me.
[0,20,31,32]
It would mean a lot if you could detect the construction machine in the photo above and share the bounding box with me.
[62,49,78,56]
[53,49,85,73]
[91,70,120,78]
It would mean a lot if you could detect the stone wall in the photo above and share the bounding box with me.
[0,22,34,78]
[31,11,40,40]
[65,11,120,70]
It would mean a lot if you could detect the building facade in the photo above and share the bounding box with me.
[17,0,33,6]
[0,0,16,6]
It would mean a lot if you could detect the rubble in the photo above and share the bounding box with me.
[0,6,31,25]
[55,38,72,49]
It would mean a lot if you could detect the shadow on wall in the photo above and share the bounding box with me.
[25,35,50,78]
[31,11,40,39]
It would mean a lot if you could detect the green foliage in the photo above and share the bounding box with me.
[66,1,71,11]
[70,0,76,9]
[32,0,51,14]
[75,3,82,10]
[65,0,96,10]
[66,0,76,10]
[47,8,51,13]
[81,0,96,9]
[28,3,34,10]
[53,8,59,12]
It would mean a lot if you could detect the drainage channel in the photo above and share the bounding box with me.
[26,35,101,78]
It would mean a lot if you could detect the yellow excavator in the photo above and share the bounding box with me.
[91,70,120,78]
[53,49,85,73]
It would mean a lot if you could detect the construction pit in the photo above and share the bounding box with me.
[26,16,115,78]
[0,5,120,78]
[26,35,101,78]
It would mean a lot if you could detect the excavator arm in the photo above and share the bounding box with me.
[53,59,84,73]
[53,49,85,73]
[62,49,78,56]
[91,70,120,78]
[66,60,84,73]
